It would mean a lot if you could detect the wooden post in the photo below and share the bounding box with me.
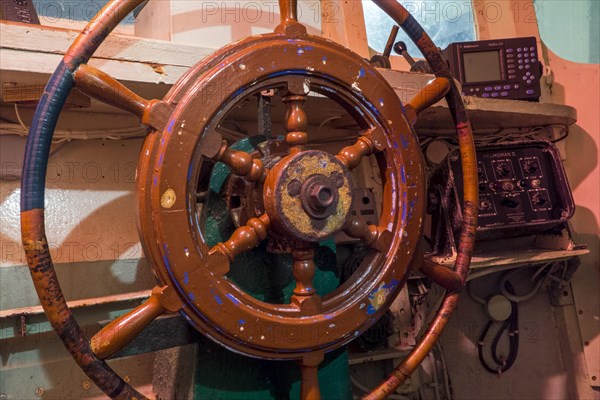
[320,0,370,59]
[134,0,171,41]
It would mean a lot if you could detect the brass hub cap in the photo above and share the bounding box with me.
[264,150,354,242]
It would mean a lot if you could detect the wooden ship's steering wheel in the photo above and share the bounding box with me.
[20,0,477,398]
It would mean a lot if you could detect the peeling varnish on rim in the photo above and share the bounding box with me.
[178,120,186,136]
[22,239,47,251]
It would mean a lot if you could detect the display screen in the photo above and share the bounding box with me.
[462,50,502,83]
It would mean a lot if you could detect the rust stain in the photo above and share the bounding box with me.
[148,63,166,75]
[22,238,46,252]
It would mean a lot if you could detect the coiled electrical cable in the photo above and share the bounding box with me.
[477,282,519,374]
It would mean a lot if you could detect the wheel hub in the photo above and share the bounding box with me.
[264,150,354,242]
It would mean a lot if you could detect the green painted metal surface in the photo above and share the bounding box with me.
[194,137,351,399]
[535,0,600,64]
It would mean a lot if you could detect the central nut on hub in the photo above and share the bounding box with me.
[302,174,341,219]
[310,184,333,207]
[264,150,354,242]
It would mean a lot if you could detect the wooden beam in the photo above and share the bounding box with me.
[0,21,211,68]
[134,0,172,41]
[2,82,91,108]
[321,0,369,58]
[0,290,151,319]
[107,314,200,359]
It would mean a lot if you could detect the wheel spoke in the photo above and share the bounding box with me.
[275,0,306,36]
[404,77,450,125]
[290,243,322,314]
[279,0,298,24]
[343,216,393,252]
[73,64,172,130]
[418,258,462,291]
[283,94,308,153]
[216,141,267,182]
[282,77,310,154]
[299,352,324,400]
[90,285,181,360]
[211,214,270,262]
[336,126,386,169]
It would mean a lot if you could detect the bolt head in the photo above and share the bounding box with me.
[331,172,344,188]
[309,184,334,209]
[287,180,302,197]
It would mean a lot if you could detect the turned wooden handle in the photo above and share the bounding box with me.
[420,259,463,291]
[299,353,323,400]
[214,214,270,262]
[74,64,149,117]
[279,0,298,23]
[90,287,166,360]
[405,77,451,125]
[217,142,266,182]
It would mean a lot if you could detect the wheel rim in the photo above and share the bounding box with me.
[140,32,425,359]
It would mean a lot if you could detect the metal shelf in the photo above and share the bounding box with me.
[427,236,589,280]
[378,69,577,131]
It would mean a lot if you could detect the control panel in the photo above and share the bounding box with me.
[442,36,542,101]
[429,141,574,245]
